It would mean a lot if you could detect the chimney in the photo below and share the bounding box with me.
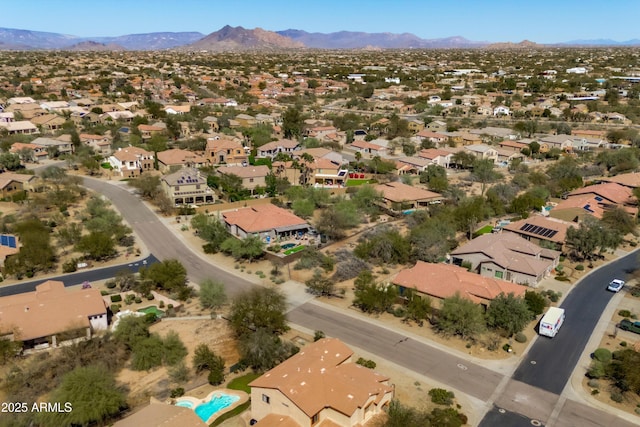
[24,306,29,312]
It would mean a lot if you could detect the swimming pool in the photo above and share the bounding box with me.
[194,394,240,422]
[281,243,297,250]
[175,400,194,409]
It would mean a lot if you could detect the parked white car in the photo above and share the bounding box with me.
[607,279,625,293]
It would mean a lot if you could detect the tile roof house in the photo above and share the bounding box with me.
[217,165,270,192]
[0,172,43,197]
[257,139,300,158]
[10,142,48,162]
[206,137,247,166]
[350,140,388,158]
[599,172,640,188]
[31,136,73,156]
[417,148,452,168]
[161,167,214,206]
[501,215,575,251]
[0,120,39,135]
[392,261,526,308]
[550,182,637,222]
[375,181,443,212]
[450,233,560,285]
[108,146,154,177]
[464,144,498,162]
[250,338,393,427]
[80,133,112,156]
[222,204,309,240]
[156,148,209,173]
[0,280,107,350]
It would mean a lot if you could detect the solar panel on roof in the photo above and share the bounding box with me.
[0,235,8,246]
[7,236,15,248]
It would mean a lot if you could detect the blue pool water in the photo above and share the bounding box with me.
[175,400,194,409]
[194,394,240,422]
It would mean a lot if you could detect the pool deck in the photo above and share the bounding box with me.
[175,388,249,424]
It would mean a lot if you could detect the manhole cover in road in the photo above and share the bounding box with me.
[498,408,506,414]
[457,363,468,370]
[531,420,542,426]
[530,360,537,365]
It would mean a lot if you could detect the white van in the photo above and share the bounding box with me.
[539,307,565,338]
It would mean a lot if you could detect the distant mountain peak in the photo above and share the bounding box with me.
[185,26,304,51]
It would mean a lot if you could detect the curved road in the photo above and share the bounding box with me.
[76,176,639,426]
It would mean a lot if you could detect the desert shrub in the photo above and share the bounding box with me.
[356,357,376,369]
[146,293,154,300]
[110,294,122,303]
[524,290,547,316]
[332,250,370,282]
[587,379,600,388]
[429,388,455,406]
[170,387,184,398]
[106,281,117,289]
[314,330,325,342]
[134,297,142,304]
[62,259,77,273]
[592,389,600,395]
[110,304,120,314]
[208,368,225,386]
[575,264,584,271]
[514,332,527,343]
[587,361,605,379]
[593,348,612,363]
[620,341,628,347]
[618,309,632,318]
[267,244,281,253]
[611,391,624,403]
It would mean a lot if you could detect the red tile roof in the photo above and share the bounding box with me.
[222,204,307,234]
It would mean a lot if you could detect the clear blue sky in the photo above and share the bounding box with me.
[2,0,639,43]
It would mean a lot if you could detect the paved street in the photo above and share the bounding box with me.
[30,175,635,426]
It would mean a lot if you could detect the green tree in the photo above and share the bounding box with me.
[565,216,623,261]
[485,292,531,337]
[291,198,316,218]
[229,287,288,338]
[113,315,151,350]
[546,157,583,196]
[193,343,225,373]
[0,152,22,171]
[139,259,189,297]
[403,288,432,325]
[4,218,56,278]
[0,337,21,365]
[419,164,449,192]
[129,174,161,199]
[75,231,117,260]
[190,213,230,253]
[56,222,83,254]
[315,199,360,240]
[239,328,298,372]
[353,281,398,314]
[470,159,501,195]
[198,279,228,311]
[282,106,303,139]
[436,293,486,340]
[524,290,548,316]
[451,151,475,169]
[220,235,265,262]
[305,269,336,296]
[409,218,457,263]
[162,331,188,366]
[131,334,164,371]
[351,185,383,215]
[354,228,411,265]
[602,206,637,235]
[37,365,126,427]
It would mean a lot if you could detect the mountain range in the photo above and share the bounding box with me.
[0,26,638,51]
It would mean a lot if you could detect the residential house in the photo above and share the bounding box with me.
[407,119,425,133]
[0,112,14,123]
[502,216,575,251]
[417,148,452,168]
[375,182,443,212]
[459,132,483,146]
[305,126,346,145]
[206,138,247,165]
[0,280,107,350]
[450,233,560,285]
[138,124,165,140]
[80,133,112,156]
[31,137,73,157]
[470,127,519,141]
[396,156,432,174]
[257,139,300,158]
[30,114,66,132]
[250,338,393,427]
[203,116,219,132]
[464,144,498,162]
[415,129,448,146]
[392,261,526,309]
[0,121,39,135]
[599,172,640,189]
[100,110,135,123]
[0,172,43,197]
[497,140,527,152]
[161,167,214,206]
[493,105,511,116]
[495,147,525,165]
[157,149,209,173]
[164,105,191,115]
[217,165,269,192]
[292,148,344,166]
[539,135,573,152]
[113,402,206,427]
[5,102,46,120]
[426,120,447,132]
[10,142,47,162]
[222,204,309,241]
[350,140,388,158]
[108,146,154,177]
[550,182,638,222]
